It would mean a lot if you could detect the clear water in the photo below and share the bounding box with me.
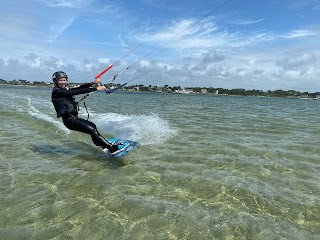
[0,85,319,239]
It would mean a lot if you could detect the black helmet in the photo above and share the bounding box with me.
[52,71,68,85]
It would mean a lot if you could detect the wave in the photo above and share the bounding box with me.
[24,96,177,145]
[26,97,70,134]
[92,112,178,145]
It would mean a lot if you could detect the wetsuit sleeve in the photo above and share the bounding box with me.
[54,85,97,98]
[78,83,95,88]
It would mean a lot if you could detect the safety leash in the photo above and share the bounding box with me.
[79,93,90,120]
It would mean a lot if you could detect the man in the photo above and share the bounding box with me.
[51,71,120,154]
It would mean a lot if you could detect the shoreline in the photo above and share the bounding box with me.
[0,82,318,100]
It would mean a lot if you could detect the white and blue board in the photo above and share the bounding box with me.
[105,138,139,157]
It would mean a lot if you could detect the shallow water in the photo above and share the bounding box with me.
[0,85,319,239]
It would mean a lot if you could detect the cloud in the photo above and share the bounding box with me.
[132,15,318,62]
[276,52,317,70]
[133,17,218,47]
[48,17,75,41]
[229,18,265,25]
[202,49,225,64]
[140,19,198,43]
[283,29,317,38]
[35,0,93,8]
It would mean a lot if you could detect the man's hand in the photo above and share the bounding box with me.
[93,78,101,84]
[97,85,106,91]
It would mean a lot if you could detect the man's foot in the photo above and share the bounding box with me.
[109,144,120,154]
[102,145,118,154]
[102,142,129,156]
[109,142,130,156]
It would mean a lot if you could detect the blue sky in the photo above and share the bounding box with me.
[0,0,319,92]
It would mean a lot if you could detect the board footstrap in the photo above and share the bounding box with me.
[104,142,130,156]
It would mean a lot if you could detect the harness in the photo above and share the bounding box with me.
[51,87,78,118]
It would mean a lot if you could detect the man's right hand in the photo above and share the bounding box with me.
[97,86,106,91]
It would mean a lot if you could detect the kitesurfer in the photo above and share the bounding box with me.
[51,71,120,154]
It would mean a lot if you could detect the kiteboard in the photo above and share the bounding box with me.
[103,138,139,157]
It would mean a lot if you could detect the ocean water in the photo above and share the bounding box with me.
[0,85,319,240]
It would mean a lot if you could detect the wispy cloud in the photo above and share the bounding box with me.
[133,18,219,48]
[143,19,198,42]
[47,17,75,41]
[35,0,93,8]
[229,18,264,25]
[282,29,317,38]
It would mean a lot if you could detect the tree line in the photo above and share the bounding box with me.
[1,79,319,98]
[122,84,319,98]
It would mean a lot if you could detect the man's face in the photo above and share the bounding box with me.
[57,77,68,88]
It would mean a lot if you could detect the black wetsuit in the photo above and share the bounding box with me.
[52,83,114,150]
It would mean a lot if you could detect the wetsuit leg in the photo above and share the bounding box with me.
[63,116,113,149]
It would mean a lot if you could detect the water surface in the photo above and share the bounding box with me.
[0,85,319,239]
